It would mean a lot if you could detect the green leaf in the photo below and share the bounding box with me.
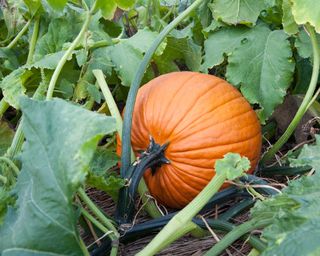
[294,29,320,59]
[226,25,295,123]
[45,0,67,11]
[115,0,136,10]
[210,0,266,26]
[23,0,42,15]
[0,98,116,255]
[87,148,124,199]
[251,172,320,255]
[0,68,33,109]
[215,153,250,180]
[0,121,14,156]
[97,0,117,20]
[290,135,320,171]
[26,50,73,70]
[0,48,19,70]
[282,0,299,35]
[34,14,83,61]
[202,26,250,70]
[154,36,202,73]
[109,43,143,86]
[291,0,320,33]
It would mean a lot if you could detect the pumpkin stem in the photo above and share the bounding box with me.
[115,137,170,225]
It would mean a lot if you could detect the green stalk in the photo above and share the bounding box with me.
[5,18,42,160]
[79,239,90,256]
[6,19,32,49]
[0,174,7,184]
[0,156,20,176]
[26,16,40,64]
[81,208,119,255]
[77,188,118,235]
[93,70,162,219]
[46,0,97,100]
[204,219,271,256]
[121,0,204,175]
[262,24,320,163]
[0,100,9,119]
[137,173,227,256]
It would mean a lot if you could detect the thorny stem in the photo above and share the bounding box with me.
[262,24,320,163]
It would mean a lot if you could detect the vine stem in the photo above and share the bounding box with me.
[6,19,32,49]
[0,156,20,176]
[204,219,271,256]
[261,24,320,163]
[136,173,228,256]
[46,0,97,100]
[80,208,118,255]
[121,0,204,176]
[5,17,41,160]
[93,70,162,219]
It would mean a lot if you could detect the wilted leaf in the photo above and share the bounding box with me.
[0,121,14,156]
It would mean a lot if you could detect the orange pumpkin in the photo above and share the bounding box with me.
[118,71,261,209]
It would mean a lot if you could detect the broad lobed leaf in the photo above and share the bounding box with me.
[0,98,116,255]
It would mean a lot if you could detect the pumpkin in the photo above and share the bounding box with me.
[118,71,261,209]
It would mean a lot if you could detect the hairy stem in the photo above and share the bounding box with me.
[46,0,97,100]
[262,24,320,163]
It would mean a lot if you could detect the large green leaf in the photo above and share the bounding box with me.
[202,26,250,70]
[115,0,136,10]
[34,14,83,61]
[291,0,320,33]
[0,98,116,255]
[226,25,295,123]
[210,0,266,26]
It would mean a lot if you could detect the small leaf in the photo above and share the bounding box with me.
[0,98,116,255]
[226,25,295,123]
[290,135,320,171]
[210,0,266,26]
[97,0,117,20]
[215,153,250,180]
[282,0,299,35]
[291,0,320,33]
[0,68,33,109]
[0,121,14,156]
[115,0,136,10]
[45,0,67,10]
